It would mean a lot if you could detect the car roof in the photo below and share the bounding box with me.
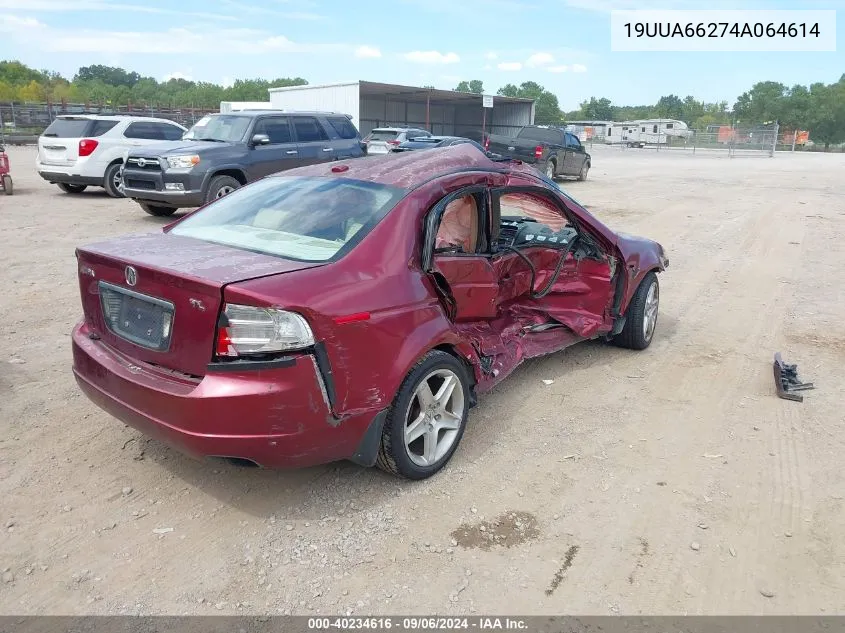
[55,114,183,124]
[276,143,520,189]
[212,110,350,118]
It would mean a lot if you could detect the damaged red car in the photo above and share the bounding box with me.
[72,145,668,479]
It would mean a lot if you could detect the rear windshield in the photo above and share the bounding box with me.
[169,177,406,262]
[183,115,250,143]
[517,127,563,144]
[42,118,91,138]
[368,130,399,141]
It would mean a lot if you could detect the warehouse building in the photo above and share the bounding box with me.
[268,81,535,140]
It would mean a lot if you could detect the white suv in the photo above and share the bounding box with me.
[36,115,186,197]
[363,127,431,155]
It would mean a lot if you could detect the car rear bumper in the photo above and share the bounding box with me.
[37,166,102,187]
[71,321,379,469]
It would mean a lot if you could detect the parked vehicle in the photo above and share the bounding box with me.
[485,125,591,181]
[390,136,485,153]
[363,127,431,155]
[35,115,187,197]
[0,144,12,195]
[71,144,667,479]
[121,110,365,217]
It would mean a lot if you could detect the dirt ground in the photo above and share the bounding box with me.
[1,144,844,616]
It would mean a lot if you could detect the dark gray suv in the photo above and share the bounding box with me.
[121,110,366,216]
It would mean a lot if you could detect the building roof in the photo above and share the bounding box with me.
[269,80,534,107]
[272,142,530,189]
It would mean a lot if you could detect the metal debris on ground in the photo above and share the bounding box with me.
[773,352,815,402]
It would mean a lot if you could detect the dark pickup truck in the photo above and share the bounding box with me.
[121,110,366,217]
[485,125,591,181]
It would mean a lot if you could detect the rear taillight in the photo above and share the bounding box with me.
[78,139,99,157]
[215,304,314,358]
[484,137,490,151]
[534,145,543,159]
[386,139,401,146]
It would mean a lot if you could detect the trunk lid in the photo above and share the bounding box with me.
[76,232,323,377]
[38,117,91,166]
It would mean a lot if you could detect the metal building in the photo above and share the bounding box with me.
[268,81,534,140]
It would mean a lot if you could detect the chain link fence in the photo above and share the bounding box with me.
[579,123,787,157]
[0,101,218,144]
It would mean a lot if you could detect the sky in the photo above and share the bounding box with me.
[0,0,843,111]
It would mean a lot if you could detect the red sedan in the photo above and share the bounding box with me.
[72,145,668,479]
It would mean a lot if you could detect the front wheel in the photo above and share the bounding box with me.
[57,183,87,194]
[376,350,470,479]
[613,272,659,350]
[204,175,241,205]
[138,202,177,217]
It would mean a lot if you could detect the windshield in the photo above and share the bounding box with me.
[183,115,250,142]
[169,177,406,262]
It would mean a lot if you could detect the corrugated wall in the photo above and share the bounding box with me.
[453,101,533,141]
[359,98,456,135]
[268,83,360,128]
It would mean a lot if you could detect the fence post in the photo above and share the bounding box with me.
[770,121,778,157]
[791,129,797,153]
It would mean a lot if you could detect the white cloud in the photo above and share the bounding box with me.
[548,65,569,73]
[497,62,523,71]
[572,63,588,73]
[1,18,344,56]
[526,52,555,67]
[354,45,382,59]
[403,50,460,64]
[0,0,239,21]
[221,77,235,89]
[484,51,498,60]
[482,64,493,71]
[162,72,193,82]
[563,0,747,12]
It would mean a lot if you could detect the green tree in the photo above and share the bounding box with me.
[74,65,141,87]
[454,79,484,94]
[498,81,562,125]
[577,97,615,120]
[806,80,845,150]
[733,81,788,123]
[655,94,684,119]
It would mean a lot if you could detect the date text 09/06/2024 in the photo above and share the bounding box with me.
[623,22,821,38]
[307,617,528,630]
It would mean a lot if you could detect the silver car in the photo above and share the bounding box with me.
[363,127,431,155]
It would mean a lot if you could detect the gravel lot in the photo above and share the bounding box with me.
[1,144,844,615]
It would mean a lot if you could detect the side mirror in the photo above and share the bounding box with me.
[251,134,270,146]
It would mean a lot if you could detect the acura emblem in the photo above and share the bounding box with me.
[137,158,147,167]
[125,266,138,286]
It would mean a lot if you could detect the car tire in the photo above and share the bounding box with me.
[103,162,124,198]
[376,350,471,480]
[2,175,12,195]
[57,183,87,194]
[544,159,556,180]
[578,162,590,181]
[613,271,659,350]
[205,175,241,204]
[138,202,177,217]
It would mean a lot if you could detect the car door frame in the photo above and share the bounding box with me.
[564,132,586,175]
[291,115,335,166]
[421,185,499,322]
[248,114,299,179]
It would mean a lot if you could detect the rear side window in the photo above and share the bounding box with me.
[125,122,164,140]
[90,120,119,137]
[292,117,329,142]
[42,118,91,138]
[326,116,359,140]
[160,123,185,141]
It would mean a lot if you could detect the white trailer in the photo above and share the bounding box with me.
[605,119,692,146]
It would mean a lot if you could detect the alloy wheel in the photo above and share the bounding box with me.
[403,369,465,467]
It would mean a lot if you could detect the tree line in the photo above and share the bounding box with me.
[455,75,845,149]
[0,61,306,108]
[2,60,843,148]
